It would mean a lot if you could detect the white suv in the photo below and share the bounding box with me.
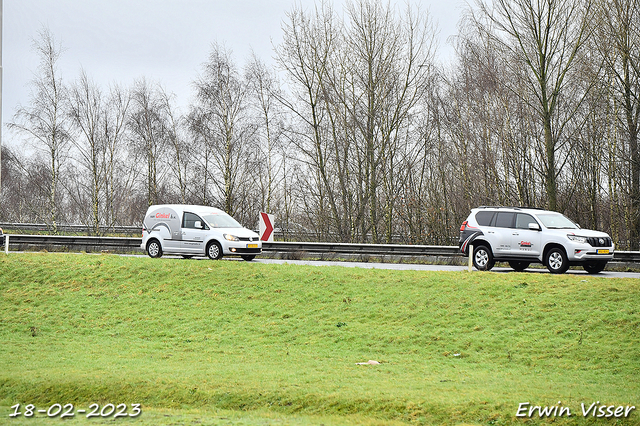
[459,207,614,274]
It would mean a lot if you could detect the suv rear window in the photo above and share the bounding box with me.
[475,211,495,226]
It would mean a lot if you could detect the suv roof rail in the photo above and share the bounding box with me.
[477,206,546,211]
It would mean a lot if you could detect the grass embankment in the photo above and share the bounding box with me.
[0,254,638,425]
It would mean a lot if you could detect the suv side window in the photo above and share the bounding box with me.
[494,212,515,228]
[183,212,208,229]
[515,213,537,229]
[475,211,495,226]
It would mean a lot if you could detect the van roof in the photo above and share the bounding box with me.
[147,204,227,215]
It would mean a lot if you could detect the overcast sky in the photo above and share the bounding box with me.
[3,0,465,144]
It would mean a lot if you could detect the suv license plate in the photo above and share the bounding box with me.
[597,249,609,254]
[247,244,258,248]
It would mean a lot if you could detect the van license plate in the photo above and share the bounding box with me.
[597,249,609,254]
[247,244,258,248]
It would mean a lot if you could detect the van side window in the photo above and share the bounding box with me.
[183,212,207,229]
[494,212,515,228]
[515,214,537,229]
[475,211,495,226]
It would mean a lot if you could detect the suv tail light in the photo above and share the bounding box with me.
[460,221,468,232]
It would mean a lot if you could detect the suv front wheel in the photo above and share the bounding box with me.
[473,245,495,271]
[546,247,569,274]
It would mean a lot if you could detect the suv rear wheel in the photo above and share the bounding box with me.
[473,245,494,271]
[546,247,569,274]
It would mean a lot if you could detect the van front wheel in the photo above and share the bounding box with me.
[147,240,162,258]
[207,241,223,260]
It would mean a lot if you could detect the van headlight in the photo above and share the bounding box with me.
[567,234,587,243]
[224,234,239,241]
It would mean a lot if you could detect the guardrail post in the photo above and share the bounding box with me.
[4,234,8,254]
[468,244,473,272]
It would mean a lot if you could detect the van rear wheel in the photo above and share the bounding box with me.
[146,240,162,258]
[207,241,223,260]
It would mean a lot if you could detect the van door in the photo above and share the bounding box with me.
[180,212,208,254]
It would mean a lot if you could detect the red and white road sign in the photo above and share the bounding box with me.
[259,212,274,242]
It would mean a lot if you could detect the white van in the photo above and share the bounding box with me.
[141,204,262,260]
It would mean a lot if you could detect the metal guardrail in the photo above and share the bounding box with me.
[2,234,639,263]
[0,222,459,245]
[1,235,460,256]
[5,234,142,249]
[0,222,140,235]
[262,241,462,257]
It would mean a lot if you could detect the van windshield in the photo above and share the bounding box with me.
[537,213,578,229]
[202,213,243,228]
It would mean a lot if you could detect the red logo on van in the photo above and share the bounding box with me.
[156,213,171,219]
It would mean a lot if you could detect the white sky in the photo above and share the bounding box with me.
[3,0,465,144]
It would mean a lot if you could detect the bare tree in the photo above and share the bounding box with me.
[160,90,190,204]
[598,0,640,248]
[474,0,595,211]
[246,53,286,214]
[69,69,105,234]
[276,0,436,242]
[129,78,170,207]
[191,43,254,216]
[103,84,131,227]
[8,28,70,232]
[342,0,436,242]
[275,1,344,240]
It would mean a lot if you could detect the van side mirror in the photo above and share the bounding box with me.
[529,223,540,231]
[194,221,202,229]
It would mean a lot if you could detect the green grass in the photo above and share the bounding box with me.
[0,253,638,425]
